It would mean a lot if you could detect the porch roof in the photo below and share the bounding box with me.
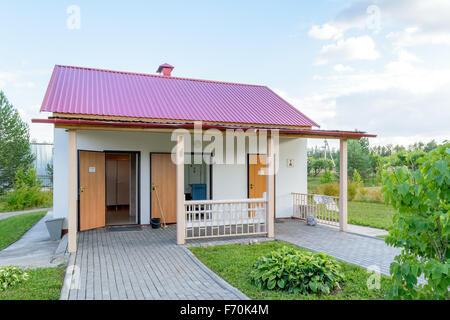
[32,117,376,139]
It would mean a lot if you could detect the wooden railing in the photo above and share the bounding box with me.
[292,193,339,226]
[184,198,267,240]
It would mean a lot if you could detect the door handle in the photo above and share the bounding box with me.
[250,184,254,189]
[80,186,87,193]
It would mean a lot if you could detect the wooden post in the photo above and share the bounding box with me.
[176,134,185,245]
[339,139,348,231]
[68,129,78,252]
[266,134,275,238]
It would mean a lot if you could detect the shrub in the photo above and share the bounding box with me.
[3,166,52,211]
[4,187,52,211]
[0,266,29,291]
[250,247,344,295]
[352,169,363,187]
[315,182,339,197]
[347,181,358,201]
[382,143,449,299]
[320,170,334,184]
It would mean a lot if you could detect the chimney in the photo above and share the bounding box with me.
[156,63,174,77]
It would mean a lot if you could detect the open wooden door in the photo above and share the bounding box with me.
[151,153,177,223]
[79,151,106,231]
[248,154,267,199]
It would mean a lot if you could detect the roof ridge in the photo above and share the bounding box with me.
[55,65,266,88]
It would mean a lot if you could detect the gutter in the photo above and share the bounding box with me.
[32,118,377,139]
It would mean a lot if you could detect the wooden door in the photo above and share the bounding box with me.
[79,151,106,231]
[151,154,177,223]
[248,154,267,199]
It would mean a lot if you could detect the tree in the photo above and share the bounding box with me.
[347,138,371,180]
[0,91,34,193]
[382,143,449,299]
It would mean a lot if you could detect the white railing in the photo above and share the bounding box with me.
[184,198,267,240]
[292,193,339,226]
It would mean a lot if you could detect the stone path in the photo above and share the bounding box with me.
[0,211,63,268]
[275,220,400,276]
[62,226,248,300]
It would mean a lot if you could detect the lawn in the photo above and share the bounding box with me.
[0,266,65,300]
[0,211,47,250]
[348,201,395,230]
[190,241,390,300]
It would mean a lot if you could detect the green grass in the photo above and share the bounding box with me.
[348,201,395,230]
[0,211,47,250]
[190,241,390,300]
[0,266,65,300]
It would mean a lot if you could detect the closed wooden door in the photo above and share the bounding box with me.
[151,154,177,223]
[79,151,106,231]
[248,154,267,199]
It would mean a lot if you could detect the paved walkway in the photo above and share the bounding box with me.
[330,223,388,237]
[0,208,52,221]
[275,220,400,276]
[0,211,63,268]
[63,226,248,300]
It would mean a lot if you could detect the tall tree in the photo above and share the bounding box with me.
[0,91,34,193]
[346,138,371,179]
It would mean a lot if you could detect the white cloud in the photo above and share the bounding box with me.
[316,35,380,65]
[323,0,450,47]
[277,53,450,144]
[308,24,343,40]
[333,64,354,72]
[387,27,450,47]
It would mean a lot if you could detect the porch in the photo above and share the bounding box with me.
[60,128,354,251]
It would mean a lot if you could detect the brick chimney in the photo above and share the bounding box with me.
[156,63,174,77]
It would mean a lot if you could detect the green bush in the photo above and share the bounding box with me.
[250,247,344,295]
[315,182,339,197]
[320,170,334,184]
[0,266,29,291]
[347,181,358,201]
[315,181,359,201]
[3,167,52,211]
[382,142,449,299]
[4,187,52,211]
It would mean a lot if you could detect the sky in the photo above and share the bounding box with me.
[1,0,449,149]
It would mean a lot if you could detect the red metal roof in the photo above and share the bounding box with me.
[41,65,319,127]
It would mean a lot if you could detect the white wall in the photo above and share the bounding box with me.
[53,129,307,227]
[53,128,69,227]
[275,137,308,218]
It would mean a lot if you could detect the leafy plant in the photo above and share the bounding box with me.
[320,170,334,184]
[353,169,363,187]
[4,167,52,211]
[250,247,344,295]
[382,142,449,300]
[315,182,339,197]
[0,266,29,291]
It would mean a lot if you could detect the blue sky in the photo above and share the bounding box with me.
[1,0,449,148]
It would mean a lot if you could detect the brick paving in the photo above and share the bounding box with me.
[63,220,402,300]
[275,219,400,276]
[63,226,248,300]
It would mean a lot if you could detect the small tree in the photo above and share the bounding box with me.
[352,169,363,187]
[382,143,449,299]
[320,170,334,184]
[0,91,34,193]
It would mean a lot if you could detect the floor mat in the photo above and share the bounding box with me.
[106,226,142,232]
